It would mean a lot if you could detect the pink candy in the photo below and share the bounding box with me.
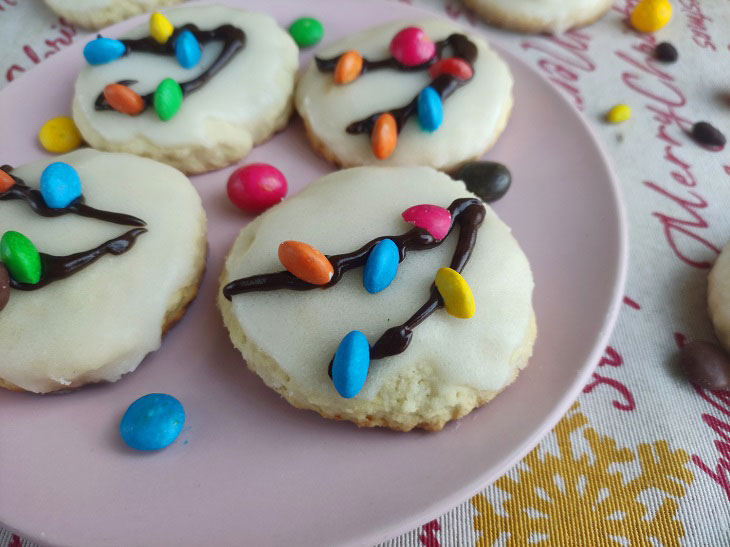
[401,204,452,240]
[226,163,287,214]
[389,27,436,67]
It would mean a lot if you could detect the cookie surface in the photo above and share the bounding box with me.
[44,0,183,31]
[295,19,513,171]
[463,0,613,34]
[708,241,730,354]
[0,149,206,393]
[219,167,535,431]
[72,5,298,174]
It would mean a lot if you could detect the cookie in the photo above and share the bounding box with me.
[0,149,206,393]
[218,166,536,431]
[44,0,184,31]
[72,5,298,174]
[708,241,730,354]
[295,19,513,171]
[463,0,613,34]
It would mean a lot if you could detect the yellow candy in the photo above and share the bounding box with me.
[630,0,672,33]
[150,12,174,44]
[38,116,82,154]
[435,267,475,319]
[607,104,631,124]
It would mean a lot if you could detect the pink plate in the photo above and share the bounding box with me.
[0,1,627,545]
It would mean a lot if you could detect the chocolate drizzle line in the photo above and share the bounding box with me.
[223,198,486,365]
[93,23,246,113]
[0,166,146,227]
[316,33,478,135]
[10,228,146,291]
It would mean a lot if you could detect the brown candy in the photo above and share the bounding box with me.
[678,341,730,390]
[0,263,9,311]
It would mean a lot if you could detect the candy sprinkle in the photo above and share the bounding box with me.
[38,116,82,154]
[150,12,174,44]
[371,113,397,160]
[289,17,324,48]
[153,78,183,121]
[120,393,185,451]
[691,122,726,148]
[606,104,631,124]
[630,0,672,33]
[0,231,42,285]
[435,267,475,319]
[0,170,15,193]
[103,84,145,116]
[654,42,678,63]
[334,50,363,85]
[278,241,334,285]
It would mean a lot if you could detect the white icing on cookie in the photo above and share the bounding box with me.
[72,5,298,173]
[222,167,534,405]
[295,19,513,170]
[0,150,205,393]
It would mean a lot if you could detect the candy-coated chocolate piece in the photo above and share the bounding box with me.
[83,36,126,65]
[38,116,82,154]
[153,78,183,121]
[278,241,334,285]
[401,204,451,240]
[678,341,730,390]
[0,170,15,193]
[363,239,399,294]
[416,86,443,132]
[289,17,323,48]
[149,12,174,44]
[175,29,202,69]
[0,231,42,285]
[454,161,512,203]
[332,330,370,398]
[40,162,82,209]
[428,57,473,80]
[334,50,363,84]
[654,42,678,62]
[691,122,726,148]
[435,267,475,319]
[371,113,397,160]
[103,84,145,116]
[0,263,10,311]
[606,104,631,124]
[389,27,435,66]
[630,0,672,32]
[227,163,287,213]
[120,393,185,451]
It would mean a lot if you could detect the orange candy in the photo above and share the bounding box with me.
[371,113,397,160]
[103,83,145,116]
[334,50,363,84]
[278,241,334,285]
[0,170,15,192]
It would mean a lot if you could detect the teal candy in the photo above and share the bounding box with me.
[332,331,370,398]
[0,231,41,285]
[153,78,183,121]
[363,238,399,294]
[175,30,201,69]
[83,37,126,65]
[120,393,186,451]
[417,86,443,132]
[40,162,82,209]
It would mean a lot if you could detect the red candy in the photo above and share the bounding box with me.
[402,204,452,240]
[428,57,473,80]
[389,27,435,67]
[226,163,287,213]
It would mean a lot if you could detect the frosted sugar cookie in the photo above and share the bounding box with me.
[295,19,513,170]
[72,5,298,174]
[0,149,206,393]
[44,0,183,31]
[219,166,535,431]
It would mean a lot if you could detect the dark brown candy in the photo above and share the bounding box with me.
[691,122,726,148]
[453,161,512,203]
[0,263,9,311]
[678,341,730,390]
[654,42,678,63]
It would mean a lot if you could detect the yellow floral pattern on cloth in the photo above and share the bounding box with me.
[471,404,695,546]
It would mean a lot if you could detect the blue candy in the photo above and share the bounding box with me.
[120,393,185,451]
[40,162,82,209]
[417,86,443,132]
[83,36,126,65]
[363,238,399,294]
[175,30,202,69]
[332,331,370,399]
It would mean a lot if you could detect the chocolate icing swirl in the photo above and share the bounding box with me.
[10,228,147,291]
[93,23,246,113]
[0,166,146,227]
[223,198,486,363]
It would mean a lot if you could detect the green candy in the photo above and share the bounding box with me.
[0,231,41,284]
[153,78,183,121]
[289,17,323,48]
